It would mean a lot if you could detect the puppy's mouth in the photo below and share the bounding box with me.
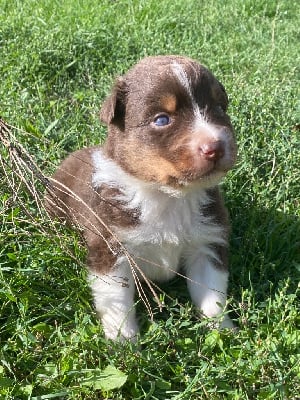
[182,168,225,186]
[168,144,238,189]
[165,136,237,188]
[164,163,226,189]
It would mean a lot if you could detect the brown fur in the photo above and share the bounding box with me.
[204,187,230,269]
[45,147,139,273]
[46,55,237,275]
[101,56,236,187]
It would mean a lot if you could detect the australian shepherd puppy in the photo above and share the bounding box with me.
[45,55,237,341]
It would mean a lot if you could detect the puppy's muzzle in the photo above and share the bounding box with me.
[199,140,225,162]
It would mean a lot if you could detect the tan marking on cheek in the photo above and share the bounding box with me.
[122,139,181,184]
[149,156,180,184]
[160,95,177,113]
[138,152,181,184]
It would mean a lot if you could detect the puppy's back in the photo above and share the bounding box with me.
[45,147,97,222]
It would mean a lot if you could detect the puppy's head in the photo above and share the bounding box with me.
[101,55,237,190]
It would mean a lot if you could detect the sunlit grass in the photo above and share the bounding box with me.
[0,0,299,398]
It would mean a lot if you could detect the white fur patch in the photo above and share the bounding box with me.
[171,61,232,162]
[171,61,193,98]
[192,109,230,146]
[92,149,226,281]
[90,149,232,338]
[192,107,215,135]
[88,262,138,341]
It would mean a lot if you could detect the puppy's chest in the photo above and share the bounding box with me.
[122,194,204,245]
[112,190,222,280]
[91,150,224,279]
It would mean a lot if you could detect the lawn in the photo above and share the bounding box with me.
[0,0,299,398]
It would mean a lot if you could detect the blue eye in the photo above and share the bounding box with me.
[154,114,171,126]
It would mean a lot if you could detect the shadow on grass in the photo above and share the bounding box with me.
[229,205,299,297]
[134,204,300,332]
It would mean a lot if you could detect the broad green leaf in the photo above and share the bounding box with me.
[81,365,127,391]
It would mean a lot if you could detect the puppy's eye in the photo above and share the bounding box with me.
[153,114,171,127]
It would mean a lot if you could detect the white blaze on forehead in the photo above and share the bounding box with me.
[193,107,217,136]
[171,61,193,99]
[190,106,232,164]
[171,61,201,119]
[171,61,228,146]
[192,107,229,149]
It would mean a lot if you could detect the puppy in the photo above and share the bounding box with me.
[45,55,237,341]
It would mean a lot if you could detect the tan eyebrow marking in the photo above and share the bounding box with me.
[160,95,177,113]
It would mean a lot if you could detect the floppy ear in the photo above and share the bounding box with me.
[100,77,127,129]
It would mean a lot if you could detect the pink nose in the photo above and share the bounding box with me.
[199,141,225,161]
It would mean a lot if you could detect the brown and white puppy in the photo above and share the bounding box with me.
[46,55,237,341]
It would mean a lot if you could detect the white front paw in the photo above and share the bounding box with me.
[219,314,234,329]
[101,313,139,342]
[204,313,234,330]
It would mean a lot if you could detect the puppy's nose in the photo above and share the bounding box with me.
[199,141,225,161]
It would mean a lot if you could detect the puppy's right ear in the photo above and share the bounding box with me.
[100,77,127,130]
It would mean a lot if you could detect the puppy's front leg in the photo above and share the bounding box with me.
[88,259,138,341]
[186,252,233,328]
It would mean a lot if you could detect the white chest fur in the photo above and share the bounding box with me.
[92,149,226,282]
[90,150,232,341]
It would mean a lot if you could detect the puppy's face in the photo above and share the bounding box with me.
[101,55,237,189]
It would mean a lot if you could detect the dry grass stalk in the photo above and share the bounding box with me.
[0,118,225,322]
[0,118,166,318]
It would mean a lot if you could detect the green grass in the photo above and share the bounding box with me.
[0,0,299,398]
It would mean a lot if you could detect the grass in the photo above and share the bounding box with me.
[0,0,299,398]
